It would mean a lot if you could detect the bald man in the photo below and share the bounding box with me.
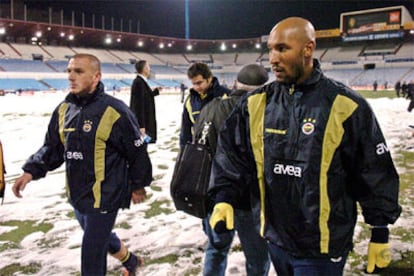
[13,54,152,275]
[209,17,400,275]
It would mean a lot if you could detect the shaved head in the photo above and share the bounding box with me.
[267,17,316,85]
[271,17,316,46]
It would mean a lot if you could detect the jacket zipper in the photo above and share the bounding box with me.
[289,84,300,159]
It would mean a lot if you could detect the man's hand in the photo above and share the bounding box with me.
[366,227,391,273]
[12,172,33,198]
[366,242,391,273]
[209,202,234,233]
[131,187,146,204]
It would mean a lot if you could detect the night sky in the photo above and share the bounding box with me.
[21,0,414,40]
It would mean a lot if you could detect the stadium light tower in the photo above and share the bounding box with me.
[185,0,190,39]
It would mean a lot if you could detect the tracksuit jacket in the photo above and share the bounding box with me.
[179,77,230,147]
[194,89,251,211]
[22,82,152,213]
[211,60,401,258]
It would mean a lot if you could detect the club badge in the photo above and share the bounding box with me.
[83,120,93,132]
[302,118,316,135]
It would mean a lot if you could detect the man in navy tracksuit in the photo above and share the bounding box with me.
[179,62,230,147]
[209,17,401,275]
[13,54,152,276]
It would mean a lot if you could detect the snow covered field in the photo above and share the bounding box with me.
[0,91,413,275]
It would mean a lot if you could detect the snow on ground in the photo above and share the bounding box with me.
[0,91,412,275]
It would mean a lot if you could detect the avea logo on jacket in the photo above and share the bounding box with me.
[273,163,302,177]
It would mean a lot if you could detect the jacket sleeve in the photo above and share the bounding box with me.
[118,108,152,190]
[209,98,255,206]
[153,87,160,96]
[130,78,146,128]
[349,99,401,226]
[22,107,65,180]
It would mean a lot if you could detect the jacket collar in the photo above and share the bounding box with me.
[189,76,223,100]
[66,81,104,106]
[281,59,322,92]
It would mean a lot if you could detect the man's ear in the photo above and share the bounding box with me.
[303,41,315,58]
[94,72,102,84]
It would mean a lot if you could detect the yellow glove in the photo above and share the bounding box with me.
[209,202,234,233]
[366,242,391,273]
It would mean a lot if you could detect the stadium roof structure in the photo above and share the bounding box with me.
[0,2,413,54]
[0,18,265,54]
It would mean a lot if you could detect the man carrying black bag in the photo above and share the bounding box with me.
[171,64,271,276]
[171,63,229,219]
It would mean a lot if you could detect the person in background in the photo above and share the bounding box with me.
[209,17,401,275]
[402,81,408,97]
[180,81,187,103]
[406,80,414,112]
[194,64,271,276]
[394,80,401,97]
[130,60,160,144]
[373,80,378,91]
[12,54,152,276]
[179,62,230,147]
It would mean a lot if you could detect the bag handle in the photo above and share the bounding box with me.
[198,122,211,145]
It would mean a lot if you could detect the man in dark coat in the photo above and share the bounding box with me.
[130,60,160,143]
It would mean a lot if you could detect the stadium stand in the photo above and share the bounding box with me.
[0,78,49,91]
[0,38,412,92]
[40,45,77,60]
[0,59,55,72]
[0,4,413,93]
[0,42,22,59]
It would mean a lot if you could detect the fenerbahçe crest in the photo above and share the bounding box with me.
[83,120,93,132]
[301,118,316,135]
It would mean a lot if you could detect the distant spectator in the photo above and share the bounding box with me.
[232,79,237,90]
[373,80,378,91]
[402,81,408,98]
[130,60,160,144]
[384,81,388,90]
[180,81,187,103]
[395,81,401,97]
[406,81,414,112]
[221,79,228,89]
